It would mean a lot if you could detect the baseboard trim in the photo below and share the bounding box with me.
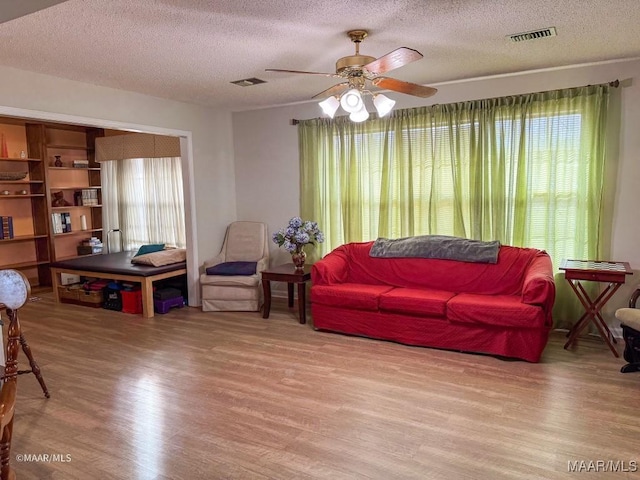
[551,326,623,340]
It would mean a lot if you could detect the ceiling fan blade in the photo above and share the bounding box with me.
[372,77,437,98]
[265,68,339,78]
[312,82,350,99]
[364,47,423,75]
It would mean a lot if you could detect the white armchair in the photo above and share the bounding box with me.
[200,221,269,312]
[615,287,640,373]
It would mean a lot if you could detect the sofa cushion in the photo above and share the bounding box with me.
[311,283,393,311]
[379,288,455,317]
[447,293,545,328]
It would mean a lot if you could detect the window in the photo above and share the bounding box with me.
[299,84,612,274]
[101,156,186,251]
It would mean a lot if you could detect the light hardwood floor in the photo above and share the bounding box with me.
[7,293,640,480]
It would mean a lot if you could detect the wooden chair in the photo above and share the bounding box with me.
[0,269,32,480]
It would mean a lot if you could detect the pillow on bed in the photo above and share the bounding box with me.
[206,261,257,276]
[134,244,165,257]
[131,248,186,267]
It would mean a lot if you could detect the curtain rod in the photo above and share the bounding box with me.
[288,79,620,125]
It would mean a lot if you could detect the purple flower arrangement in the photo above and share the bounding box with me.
[273,217,324,253]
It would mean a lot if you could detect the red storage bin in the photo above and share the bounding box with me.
[121,289,142,314]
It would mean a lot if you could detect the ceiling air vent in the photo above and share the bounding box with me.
[230,77,266,87]
[508,27,557,42]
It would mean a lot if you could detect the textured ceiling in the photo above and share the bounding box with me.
[0,0,68,24]
[1,0,639,111]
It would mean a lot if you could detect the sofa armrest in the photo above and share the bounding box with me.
[522,252,556,323]
[311,248,349,285]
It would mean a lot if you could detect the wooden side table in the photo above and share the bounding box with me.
[261,263,311,324]
[560,259,633,357]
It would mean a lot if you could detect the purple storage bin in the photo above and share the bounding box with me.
[154,296,184,314]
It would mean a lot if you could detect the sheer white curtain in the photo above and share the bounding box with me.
[102,157,186,252]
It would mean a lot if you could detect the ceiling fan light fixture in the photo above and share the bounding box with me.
[319,96,340,118]
[373,93,396,117]
[267,29,436,123]
[349,105,370,123]
[340,89,363,113]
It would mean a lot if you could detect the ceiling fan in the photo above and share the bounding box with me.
[266,30,437,121]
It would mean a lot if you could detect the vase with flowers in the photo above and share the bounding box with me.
[273,217,324,271]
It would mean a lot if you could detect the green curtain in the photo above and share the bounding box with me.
[299,84,613,327]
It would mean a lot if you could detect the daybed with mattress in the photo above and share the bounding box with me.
[50,249,187,318]
[311,238,555,362]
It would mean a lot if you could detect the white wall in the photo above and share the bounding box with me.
[0,65,237,305]
[233,58,640,322]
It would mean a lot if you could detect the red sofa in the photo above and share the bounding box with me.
[311,241,555,362]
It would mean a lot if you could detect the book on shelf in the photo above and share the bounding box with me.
[51,212,72,234]
[81,188,98,206]
[62,212,71,233]
[0,216,14,239]
[51,213,62,234]
[72,160,89,168]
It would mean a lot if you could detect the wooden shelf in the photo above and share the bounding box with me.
[0,234,48,243]
[0,194,45,198]
[0,180,44,184]
[46,185,101,190]
[0,121,104,289]
[0,157,41,162]
[2,260,50,270]
[53,228,102,237]
[51,205,102,210]
[46,144,94,151]
[30,285,52,294]
[47,167,100,171]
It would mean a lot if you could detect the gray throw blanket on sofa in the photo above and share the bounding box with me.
[369,235,501,264]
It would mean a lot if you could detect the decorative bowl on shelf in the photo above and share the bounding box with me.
[0,171,27,181]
